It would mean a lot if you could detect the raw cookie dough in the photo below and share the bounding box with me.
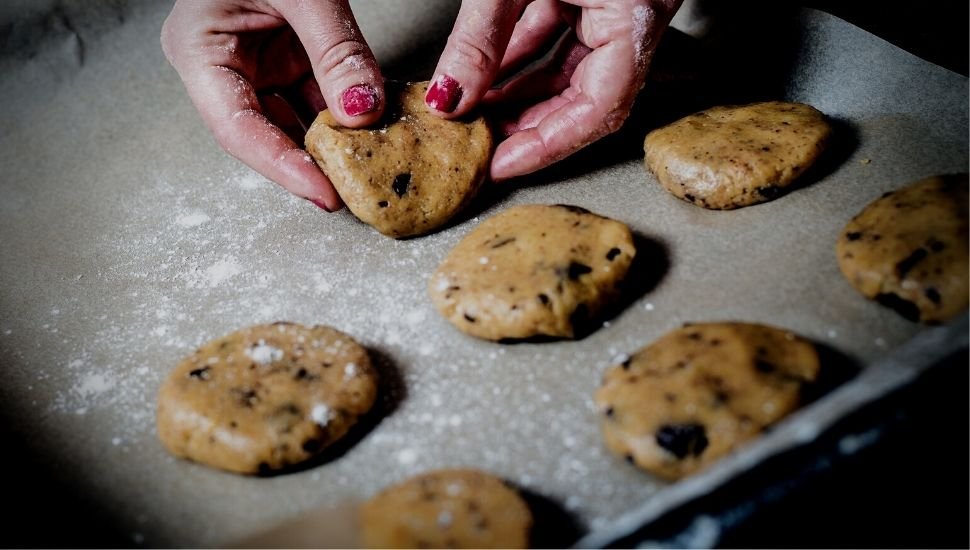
[360,469,532,549]
[594,322,820,480]
[305,81,493,238]
[156,322,378,474]
[836,174,969,323]
[644,101,832,209]
[429,204,636,340]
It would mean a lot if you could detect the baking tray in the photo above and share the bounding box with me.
[0,1,966,546]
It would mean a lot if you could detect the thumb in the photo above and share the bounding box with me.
[275,0,385,127]
[426,0,528,117]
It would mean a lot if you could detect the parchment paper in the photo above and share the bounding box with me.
[0,1,966,546]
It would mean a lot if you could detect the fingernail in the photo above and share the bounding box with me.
[342,84,379,117]
[425,74,462,113]
[309,198,333,212]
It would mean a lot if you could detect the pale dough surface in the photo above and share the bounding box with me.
[836,174,969,323]
[644,101,831,209]
[306,81,492,238]
[595,322,820,480]
[360,468,532,549]
[156,322,377,474]
[429,204,636,340]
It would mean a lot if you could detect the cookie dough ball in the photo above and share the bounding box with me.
[429,204,636,340]
[595,322,820,480]
[156,323,378,474]
[360,469,532,549]
[837,174,969,323]
[305,81,493,238]
[644,101,831,209]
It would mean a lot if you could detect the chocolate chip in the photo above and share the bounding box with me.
[302,438,323,453]
[684,193,697,202]
[538,293,550,306]
[606,247,621,261]
[655,423,709,459]
[569,303,588,328]
[490,237,516,249]
[624,454,635,464]
[687,332,702,341]
[755,360,776,374]
[377,200,389,208]
[463,313,477,323]
[845,231,863,241]
[925,287,941,304]
[391,173,411,197]
[895,248,928,278]
[189,366,211,380]
[604,406,614,418]
[756,186,782,199]
[231,388,259,408]
[929,240,946,252]
[567,261,592,280]
[875,293,921,322]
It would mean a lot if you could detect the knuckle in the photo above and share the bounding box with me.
[313,39,373,81]
[448,31,496,74]
[603,109,629,134]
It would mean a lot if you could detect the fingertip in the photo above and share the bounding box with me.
[425,74,464,116]
[275,148,343,210]
[330,82,385,128]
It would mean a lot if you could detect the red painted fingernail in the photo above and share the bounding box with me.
[309,198,332,212]
[342,84,378,117]
[425,74,462,113]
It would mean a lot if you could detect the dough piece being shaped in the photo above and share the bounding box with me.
[429,204,636,340]
[156,322,377,474]
[644,101,831,209]
[305,81,493,238]
[836,174,969,323]
[360,469,532,549]
[595,322,820,480]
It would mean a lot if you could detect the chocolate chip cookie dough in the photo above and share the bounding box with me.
[837,174,969,323]
[156,323,378,474]
[644,101,832,209]
[429,204,636,340]
[595,322,820,480]
[305,81,493,238]
[360,469,532,549]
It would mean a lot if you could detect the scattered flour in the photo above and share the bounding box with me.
[311,403,332,426]
[176,212,210,228]
[245,340,283,364]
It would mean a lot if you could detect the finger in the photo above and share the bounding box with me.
[273,0,385,127]
[261,93,307,143]
[426,0,528,116]
[183,64,342,210]
[494,0,567,82]
[485,33,590,106]
[490,44,637,181]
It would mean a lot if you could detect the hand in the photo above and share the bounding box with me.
[161,0,386,211]
[425,0,682,181]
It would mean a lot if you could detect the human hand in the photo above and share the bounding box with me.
[425,0,682,181]
[161,0,386,211]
